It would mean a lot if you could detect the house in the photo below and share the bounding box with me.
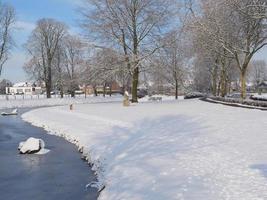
[6,82,42,95]
[257,81,267,94]
[80,81,122,95]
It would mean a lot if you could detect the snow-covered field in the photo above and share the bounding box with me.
[0,95,122,109]
[251,94,267,101]
[22,99,267,200]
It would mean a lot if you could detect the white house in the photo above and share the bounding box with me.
[6,82,42,95]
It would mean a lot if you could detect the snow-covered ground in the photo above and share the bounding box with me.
[251,94,267,101]
[0,95,122,109]
[139,95,183,102]
[22,99,267,200]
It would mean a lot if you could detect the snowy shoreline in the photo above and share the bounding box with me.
[22,112,106,191]
[21,99,267,199]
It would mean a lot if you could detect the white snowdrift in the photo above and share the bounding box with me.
[251,94,267,101]
[1,109,18,116]
[22,99,267,200]
[18,137,47,154]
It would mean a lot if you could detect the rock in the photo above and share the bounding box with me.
[81,154,87,161]
[18,141,25,150]
[18,137,45,154]
[1,109,18,116]
[78,146,84,153]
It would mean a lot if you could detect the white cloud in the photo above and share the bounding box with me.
[15,20,35,32]
[55,0,83,6]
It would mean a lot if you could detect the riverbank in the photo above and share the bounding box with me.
[0,108,98,200]
[0,95,122,109]
[22,99,267,199]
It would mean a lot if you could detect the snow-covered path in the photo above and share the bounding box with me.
[22,99,267,200]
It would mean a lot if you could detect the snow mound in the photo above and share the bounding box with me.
[18,137,47,154]
[1,109,18,116]
[184,92,206,99]
[250,94,267,101]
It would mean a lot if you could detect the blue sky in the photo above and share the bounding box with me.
[1,0,82,82]
[1,0,267,83]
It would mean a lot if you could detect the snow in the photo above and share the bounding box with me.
[124,91,129,96]
[1,109,18,115]
[22,99,267,199]
[0,95,123,109]
[18,137,49,154]
[35,148,50,155]
[139,95,183,102]
[19,137,42,154]
[13,82,32,87]
[252,94,267,101]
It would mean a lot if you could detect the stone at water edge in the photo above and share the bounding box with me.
[18,141,25,150]
[18,137,45,154]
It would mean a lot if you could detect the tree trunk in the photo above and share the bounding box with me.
[46,61,52,98]
[84,86,87,99]
[240,70,247,99]
[71,91,75,98]
[131,5,139,103]
[109,83,112,97]
[217,80,221,96]
[211,65,218,96]
[46,80,51,98]
[175,79,178,100]
[94,86,98,96]
[131,67,139,103]
[220,69,227,97]
[103,83,106,97]
[60,85,64,98]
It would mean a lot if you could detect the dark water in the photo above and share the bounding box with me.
[0,108,98,200]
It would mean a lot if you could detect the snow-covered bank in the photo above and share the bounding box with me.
[251,94,267,101]
[22,99,267,199]
[0,95,122,109]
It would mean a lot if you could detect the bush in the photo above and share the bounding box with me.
[208,96,267,108]
[250,95,267,101]
[184,92,206,99]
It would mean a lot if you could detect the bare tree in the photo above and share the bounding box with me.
[80,0,172,102]
[53,44,65,98]
[86,48,122,96]
[0,2,15,76]
[150,30,190,99]
[62,35,85,97]
[189,0,267,98]
[0,78,12,94]
[25,18,67,98]
[190,25,237,97]
[228,0,267,19]
[248,60,267,88]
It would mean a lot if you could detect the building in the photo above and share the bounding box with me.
[257,81,267,94]
[6,82,42,95]
[80,81,122,95]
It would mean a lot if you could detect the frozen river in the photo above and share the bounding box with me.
[0,108,98,200]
